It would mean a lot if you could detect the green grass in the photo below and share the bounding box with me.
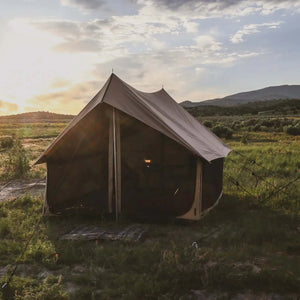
[0,123,67,140]
[224,131,300,215]
[0,122,65,179]
[0,195,299,299]
[0,119,299,299]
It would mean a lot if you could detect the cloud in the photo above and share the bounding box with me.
[29,14,185,56]
[26,15,265,103]
[0,100,19,115]
[230,22,283,43]
[29,81,101,114]
[194,35,222,52]
[60,0,300,17]
[54,38,101,52]
[33,20,81,39]
[60,0,105,11]
[50,78,71,89]
[92,43,262,102]
[133,0,300,18]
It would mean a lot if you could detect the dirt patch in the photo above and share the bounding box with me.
[0,178,46,202]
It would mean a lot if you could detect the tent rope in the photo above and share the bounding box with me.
[225,156,296,199]
[224,152,299,203]
[233,150,296,181]
[224,173,258,199]
[1,217,42,291]
[0,175,46,290]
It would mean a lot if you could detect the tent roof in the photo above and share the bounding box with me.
[35,74,231,164]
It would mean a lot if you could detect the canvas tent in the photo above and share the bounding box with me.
[35,74,231,220]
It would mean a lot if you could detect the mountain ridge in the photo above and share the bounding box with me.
[181,84,300,107]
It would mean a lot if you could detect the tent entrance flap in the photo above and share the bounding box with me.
[108,107,122,217]
[177,158,202,220]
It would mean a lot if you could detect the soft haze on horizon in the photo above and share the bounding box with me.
[0,0,300,115]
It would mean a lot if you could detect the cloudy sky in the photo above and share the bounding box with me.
[0,0,300,115]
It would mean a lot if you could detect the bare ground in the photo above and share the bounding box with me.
[0,178,46,202]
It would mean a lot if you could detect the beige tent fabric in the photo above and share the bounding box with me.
[35,74,231,164]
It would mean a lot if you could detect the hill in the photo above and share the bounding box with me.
[181,85,300,107]
[0,111,74,123]
[185,99,300,117]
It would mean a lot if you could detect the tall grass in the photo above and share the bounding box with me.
[2,137,30,179]
[225,133,300,216]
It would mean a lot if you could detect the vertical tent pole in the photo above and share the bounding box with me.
[112,107,121,221]
[108,110,113,213]
[43,169,49,215]
[112,107,118,221]
[109,106,121,220]
[116,111,122,213]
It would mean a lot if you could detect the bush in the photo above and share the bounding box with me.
[3,137,30,178]
[203,120,212,128]
[284,125,300,136]
[0,219,10,238]
[253,124,261,132]
[212,125,233,139]
[231,121,241,130]
[0,136,14,149]
[241,134,248,144]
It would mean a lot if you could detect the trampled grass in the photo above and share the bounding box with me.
[0,119,299,299]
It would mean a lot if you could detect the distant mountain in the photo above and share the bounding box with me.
[181,85,300,107]
[0,111,74,123]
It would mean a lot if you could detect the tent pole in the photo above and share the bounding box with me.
[108,112,113,213]
[112,107,118,222]
[116,111,122,213]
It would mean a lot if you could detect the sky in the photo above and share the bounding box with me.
[0,0,300,115]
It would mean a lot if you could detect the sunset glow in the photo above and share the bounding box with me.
[0,0,300,115]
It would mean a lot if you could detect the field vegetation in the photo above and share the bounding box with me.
[0,110,299,299]
[185,99,300,117]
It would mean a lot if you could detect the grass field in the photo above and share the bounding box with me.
[0,117,299,299]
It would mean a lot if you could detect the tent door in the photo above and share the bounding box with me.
[177,158,202,220]
[108,107,121,217]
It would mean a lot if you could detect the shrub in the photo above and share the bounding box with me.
[0,219,10,238]
[260,119,273,127]
[0,136,14,149]
[253,124,261,132]
[244,119,256,126]
[3,137,30,178]
[231,121,241,130]
[260,126,269,132]
[284,125,300,136]
[241,134,248,144]
[203,120,212,128]
[212,125,233,139]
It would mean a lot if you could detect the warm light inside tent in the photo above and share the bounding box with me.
[144,159,151,168]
